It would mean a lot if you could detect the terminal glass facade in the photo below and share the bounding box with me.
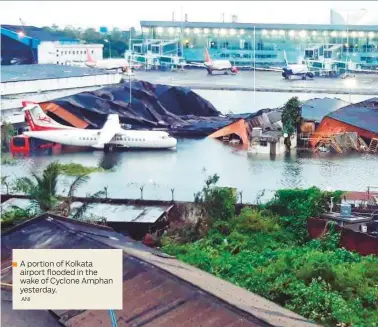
[139,22,378,68]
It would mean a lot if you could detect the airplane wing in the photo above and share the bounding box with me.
[184,62,207,68]
[94,114,121,146]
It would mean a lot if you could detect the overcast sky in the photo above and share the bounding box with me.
[1,1,378,30]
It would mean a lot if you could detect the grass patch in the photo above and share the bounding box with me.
[1,155,17,166]
[57,163,111,176]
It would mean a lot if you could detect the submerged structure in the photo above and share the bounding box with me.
[311,98,378,153]
[208,108,297,154]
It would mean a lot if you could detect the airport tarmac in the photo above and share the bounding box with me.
[134,70,378,95]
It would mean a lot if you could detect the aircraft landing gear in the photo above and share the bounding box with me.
[104,144,115,153]
[302,75,307,80]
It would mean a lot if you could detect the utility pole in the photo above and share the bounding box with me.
[128,36,132,105]
[253,25,256,104]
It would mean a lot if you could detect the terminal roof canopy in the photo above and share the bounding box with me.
[140,20,378,31]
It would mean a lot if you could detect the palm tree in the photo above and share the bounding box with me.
[15,161,105,219]
[16,162,61,211]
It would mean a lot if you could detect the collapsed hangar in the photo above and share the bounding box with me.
[311,98,378,147]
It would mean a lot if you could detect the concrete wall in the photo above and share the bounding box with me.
[38,41,103,65]
[168,202,205,224]
[1,73,122,96]
[1,85,110,125]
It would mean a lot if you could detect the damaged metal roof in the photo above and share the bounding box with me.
[69,202,172,223]
[1,214,320,327]
[301,97,350,123]
[327,97,378,134]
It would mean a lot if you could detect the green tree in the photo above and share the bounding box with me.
[15,162,62,211]
[194,174,237,223]
[15,162,89,212]
[82,28,102,43]
[1,122,16,152]
[14,161,106,219]
[281,97,301,149]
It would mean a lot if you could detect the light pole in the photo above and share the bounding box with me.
[343,77,357,103]
[128,37,132,105]
[17,31,35,63]
[104,39,111,58]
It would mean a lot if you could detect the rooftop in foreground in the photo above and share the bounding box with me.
[1,214,320,327]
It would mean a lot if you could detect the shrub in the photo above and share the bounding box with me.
[267,187,343,241]
[232,207,281,233]
[194,174,237,223]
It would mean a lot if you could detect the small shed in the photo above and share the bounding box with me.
[69,202,173,239]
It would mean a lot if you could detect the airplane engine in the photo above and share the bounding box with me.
[306,72,314,78]
[282,72,288,78]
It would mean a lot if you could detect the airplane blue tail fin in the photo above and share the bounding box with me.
[283,50,289,66]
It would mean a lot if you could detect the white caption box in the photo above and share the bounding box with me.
[12,249,123,310]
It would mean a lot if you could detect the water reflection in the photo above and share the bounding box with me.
[281,151,303,188]
[98,152,122,170]
[3,140,378,202]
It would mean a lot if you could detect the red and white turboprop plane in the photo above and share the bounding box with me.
[21,102,177,150]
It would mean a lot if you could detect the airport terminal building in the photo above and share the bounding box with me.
[139,10,378,69]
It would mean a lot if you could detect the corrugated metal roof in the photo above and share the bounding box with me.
[1,214,320,327]
[69,202,171,223]
[302,97,350,123]
[2,24,77,42]
[1,290,62,327]
[327,98,378,134]
[1,64,116,83]
[140,20,378,31]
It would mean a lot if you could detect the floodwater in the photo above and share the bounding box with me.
[3,91,378,203]
[195,89,372,114]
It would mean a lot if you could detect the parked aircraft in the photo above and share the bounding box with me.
[84,52,142,72]
[21,102,177,151]
[187,47,238,75]
[282,51,314,80]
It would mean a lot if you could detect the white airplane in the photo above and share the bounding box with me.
[187,47,238,75]
[21,103,177,151]
[282,51,314,80]
[85,51,142,72]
